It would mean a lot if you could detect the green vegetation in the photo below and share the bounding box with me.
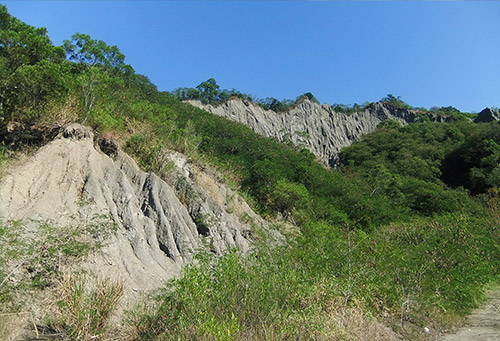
[130,210,500,340]
[331,95,474,119]
[0,144,8,172]
[172,78,471,120]
[173,77,320,112]
[331,101,371,114]
[380,94,413,110]
[340,120,500,197]
[173,78,255,106]
[0,216,113,297]
[442,124,500,194]
[1,5,500,339]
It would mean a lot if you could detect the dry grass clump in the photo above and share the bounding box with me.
[49,273,124,340]
[41,95,81,125]
[324,297,400,341]
[194,171,225,206]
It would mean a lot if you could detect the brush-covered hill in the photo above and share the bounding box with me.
[1,5,500,340]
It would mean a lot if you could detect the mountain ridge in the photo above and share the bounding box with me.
[189,98,453,166]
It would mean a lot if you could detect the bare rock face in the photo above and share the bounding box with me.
[475,108,500,123]
[0,124,268,292]
[189,99,450,166]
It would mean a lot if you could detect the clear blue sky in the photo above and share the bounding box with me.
[3,0,499,112]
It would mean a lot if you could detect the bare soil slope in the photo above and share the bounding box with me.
[0,124,270,293]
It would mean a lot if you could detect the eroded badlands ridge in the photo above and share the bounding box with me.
[0,124,271,292]
[189,98,450,166]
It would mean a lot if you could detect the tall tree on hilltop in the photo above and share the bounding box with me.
[63,33,133,74]
[196,78,221,104]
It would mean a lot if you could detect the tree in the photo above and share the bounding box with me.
[380,94,412,110]
[125,73,157,97]
[0,5,64,71]
[76,66,103,124]
[4,60,68,122]
[258,97,294,112]
[377,119,402,130]
[297,92,319,104]
[442,126,500,194]
[0,5,65,118]
[63,33,133,74]
[195,78,221,104]
[172,87,201,101]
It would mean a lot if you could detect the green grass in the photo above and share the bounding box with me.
[129,248,346,340]
[0,145,10,175]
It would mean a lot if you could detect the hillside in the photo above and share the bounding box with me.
[0,123,267,285]
[1,5,500,340]
[0,123,275,339]
[189,98,452,166]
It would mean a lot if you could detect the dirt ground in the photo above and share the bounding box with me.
[441,287,500,341]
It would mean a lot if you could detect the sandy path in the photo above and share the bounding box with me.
[441,288,500,341]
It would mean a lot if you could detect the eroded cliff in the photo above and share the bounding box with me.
[189,98,450,166]
[0,124,272,294]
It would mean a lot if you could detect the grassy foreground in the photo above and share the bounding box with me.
[126,212,499,340]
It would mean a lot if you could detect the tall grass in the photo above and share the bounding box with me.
[129,209,500,340]
[130,248,345,340]
[0,145,9,174]
[49,273,124,340]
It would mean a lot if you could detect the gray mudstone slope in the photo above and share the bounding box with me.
[189,99,450,166]
[0,124,271,293]
[475,108,500,123]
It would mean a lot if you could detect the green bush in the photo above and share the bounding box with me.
[442,126,500,194]
[4,60,69,122]
[268,180,310,218]
[131,248,341,340]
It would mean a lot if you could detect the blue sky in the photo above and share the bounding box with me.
[3,0,499,112]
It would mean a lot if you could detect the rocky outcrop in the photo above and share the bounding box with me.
[189,99,450,166]
[475,108,500,123]
[0,124,271,293]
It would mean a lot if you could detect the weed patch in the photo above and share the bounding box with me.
[130,247,358,340]
[48,273,124,339]
[0,216,116,338]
